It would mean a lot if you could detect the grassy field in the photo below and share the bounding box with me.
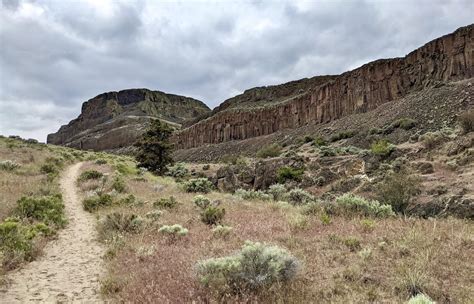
[75,159,473,303]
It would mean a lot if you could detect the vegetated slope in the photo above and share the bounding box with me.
[174,78,474,162]
[175,24,473,149]
[47,89,210,152]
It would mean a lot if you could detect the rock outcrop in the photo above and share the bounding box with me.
[47,89,210,151]
[175,24,474,149]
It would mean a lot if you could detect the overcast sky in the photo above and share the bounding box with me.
[0,0,472,141]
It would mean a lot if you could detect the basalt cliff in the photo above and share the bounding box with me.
[47,89,210,151]
[174,24,473,150]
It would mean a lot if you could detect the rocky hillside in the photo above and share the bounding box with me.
[174,24,473,149]
[47,89,210,151]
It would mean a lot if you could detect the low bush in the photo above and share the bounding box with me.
[212,225,233,239]
[287,188,314,205]
[234,189,271,201]
[200,206,225,226]
[312,136,327,147]
[79,169,104,182]
[377,170,420,214]
[40,163,59,175]
[419,128,455,149]
[95,159,107,165]
[0,160,20,171]
[256,144,282,158]
[153,196,178,209]
[334,194,394,218]
[202,164,211,170]
[370,139,394,157]
[303,135,314,143]
[267,184,287,201]
[458,109,474,133]
[15,194,66,227]
[111,175,126,193]
[99,212,143,236]
[277,166,305,183]
[166,162,189,178]
[392,118,417,130]
[158,224,188,242]
[360,219,376,232]
[287,214,309,231]
[183,178,214,193]
[83,194,113,212]
[145,210,162,221]
[193,195,211,209]
[196,241,299,294]
[408,293,434,304]
[343,237,361,251]
[330,130,356,142]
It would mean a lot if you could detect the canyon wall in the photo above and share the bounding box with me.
[175,24,474,149]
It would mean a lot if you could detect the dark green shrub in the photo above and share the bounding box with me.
[202,164,211,170]
[330,130,356,142]
[277,166,304,183]
[377,170,421,214]
[153,196,178,209]
[196,241,299,294]
[83,194,113,212]
[135,119,174,175]
[370,139,394,157]
[392,118,417,130]
[303,135,314,143]
[40,163,59,175]
[15,194,66,227]
[313,137,327,147]
[79,170,104,182]
[95,159,107,165]
[183,178,214,193]
[200,206,225,226]
[256,144,282,158]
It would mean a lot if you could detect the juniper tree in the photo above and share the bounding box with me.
[135,119,174,175]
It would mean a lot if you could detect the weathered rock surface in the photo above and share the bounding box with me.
[175,24,474,149]
[47,89,210,151]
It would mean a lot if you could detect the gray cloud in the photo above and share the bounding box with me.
[0,0,472,141]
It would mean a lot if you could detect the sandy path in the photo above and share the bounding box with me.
[1,162,105,303]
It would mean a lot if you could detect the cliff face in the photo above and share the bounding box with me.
[175,24,474,149]
[47,89,210,151]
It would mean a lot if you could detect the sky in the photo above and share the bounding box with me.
[0,0,472,142]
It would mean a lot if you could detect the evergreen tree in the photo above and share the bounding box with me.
[135,119,174,175]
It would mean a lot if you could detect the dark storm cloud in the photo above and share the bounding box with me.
[0,0,472,141]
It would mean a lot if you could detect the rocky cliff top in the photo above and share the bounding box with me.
[47,88,210,151]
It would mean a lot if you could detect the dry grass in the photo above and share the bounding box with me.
[89,162,474,303]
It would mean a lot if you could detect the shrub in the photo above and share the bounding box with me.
[193,195,211,209]
[79,170,104,182]
[370,139,394,157]
[153,196,178,209]
[212,225,233,239]
[99,213,143,236]
[267,184,287,201]
[111,175,126,193]
[330,130,356,142]
[419,128,454,149]
[40,163,59,175]
[83,194,113,212]
[287,188,314,205]
[0,221,35,269]
[313,136,327,147]
[183,178,214,193]
[95,159,107,165]
[202,164,211,170]
[392,118,417,130]
[0,160,20,171]
[256,144,282,158]
[458,109,474,133]
[166,162,189,178]
[145,210,162,221]
[303,135,314,143]
[277,166,305,183]
[135,119,174,175]
[118,194,141,206]
[360,219,375,232]
[377,170,420,214]
[334,194,394,218]
[234,189,271,201]
[320,212,331,225]
[200,206,225,226]
[158,224,188,242]
[287,214,309,231]
[343,237,361,251]
[408,294,434,304]
[301,201,322,215]
[196,241,299,294]
[15,194,66,227]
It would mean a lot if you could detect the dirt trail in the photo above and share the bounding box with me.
[2,162,105,303]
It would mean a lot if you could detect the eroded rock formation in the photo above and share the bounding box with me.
[175,24,474,149]
[47,89,210,151]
